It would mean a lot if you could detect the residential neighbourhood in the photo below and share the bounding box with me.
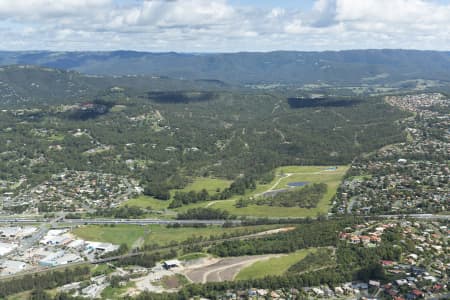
[0,92,447,300]
[2,1,450,296]
[334,93,449,215]
[214,219,449,300]
[1,171,139,214]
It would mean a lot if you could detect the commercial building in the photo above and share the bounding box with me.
[0,242,18,256]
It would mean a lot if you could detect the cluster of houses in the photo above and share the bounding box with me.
[216,280,428,300]
[346,220,449,299]
[339,222,394,246]
[335,93,449,216]
[223,288,300,299]
[218,220,448,300]
[224,284,374,299]
[2,170,136,213]
[336,159,448,215]
[385,93,448,113]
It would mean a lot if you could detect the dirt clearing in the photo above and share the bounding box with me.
[183,254,282,283]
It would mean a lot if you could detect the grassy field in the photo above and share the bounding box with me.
[101,281,135,299]
[47,134,65,141]
[179,177,231,194]
[72,225,148,248]
[209,165,349,217]
[91,264,116,276]
[121,177,231,210]
[121,166,348,218]
[7,291,31,300]
[235,248,317,280]
[121,195,170,210]
[143,224,281,246]
[178,252,209,261]
[72,224,282,248]
[110,105,127,112]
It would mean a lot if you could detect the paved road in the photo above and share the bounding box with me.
[13,213,65,253]
[0,217,241,225]
[0,214,448,226]
[254,169,342,198]
[254,172,292,197]
[377,214,450,220]
[63,218,240,225]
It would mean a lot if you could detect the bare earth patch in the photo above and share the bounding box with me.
[183,254,282,283]
[161,276,180,289]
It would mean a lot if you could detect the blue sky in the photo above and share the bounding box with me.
[0,0,449,52]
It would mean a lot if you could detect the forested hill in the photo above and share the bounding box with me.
[0,65,228,106]
[1,50,450,85]
[0,64,409,193]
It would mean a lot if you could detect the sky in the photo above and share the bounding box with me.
[0,0,449,52]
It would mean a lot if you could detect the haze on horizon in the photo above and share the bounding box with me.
[0,0,449,52]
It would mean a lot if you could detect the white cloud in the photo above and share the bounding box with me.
[268,8,285,19]
[107,0,235,28]
[311,0,337,27]
[336,0,444,23]
[285,20,305,34]
[0,0,449,51]
[0,0,111,17]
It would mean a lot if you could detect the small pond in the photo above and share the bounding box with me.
[287,181,309,187]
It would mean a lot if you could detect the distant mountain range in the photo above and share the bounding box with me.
[1,50,450,85]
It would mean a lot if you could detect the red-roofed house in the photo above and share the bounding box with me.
[411,289,423,298]
[381,260,395,266]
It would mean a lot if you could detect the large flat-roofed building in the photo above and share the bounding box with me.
[66,239,85,250]
[39,250,65,267]
[39,251,82,267]
[0,226,37,239]
[40,234,73,246]
[85,241,119,254]
[0,242,18,256]
[0,260,27,275]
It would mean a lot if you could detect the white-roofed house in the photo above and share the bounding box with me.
[163,259,181,269]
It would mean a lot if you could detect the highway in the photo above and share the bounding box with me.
[63,218,240,225]
[0,213,448,226]
[0,217,241,226]
[377,214,450,220]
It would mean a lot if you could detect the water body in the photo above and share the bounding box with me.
[287,181,309,187]
[325,166,337,171]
